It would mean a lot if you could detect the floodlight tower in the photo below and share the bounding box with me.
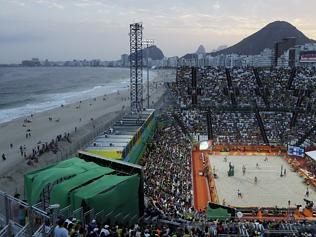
[129,22,143,112]
[142,39,155,109]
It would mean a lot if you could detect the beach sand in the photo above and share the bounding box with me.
[0,69,173,196]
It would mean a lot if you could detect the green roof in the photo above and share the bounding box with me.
[25,158,100,204]
[24,157,141,220]
[50,167,114,208]
[71,175,133,209]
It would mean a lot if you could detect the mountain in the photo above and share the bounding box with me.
[212,45,228,52]
[196,45,206,54]
[129,45,164,61]
[182,53,198,60]
[143,45,164,60]
[211,21,315,55]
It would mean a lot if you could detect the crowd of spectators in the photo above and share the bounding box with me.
[52,215,316,237]
[139,112,201,222]
[172,66,316,146]
[259,112,291,144]
[213,112,263,145]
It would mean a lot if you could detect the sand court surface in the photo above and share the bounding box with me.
[209,155,316,208]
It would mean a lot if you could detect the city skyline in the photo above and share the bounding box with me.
[0,0,316,63]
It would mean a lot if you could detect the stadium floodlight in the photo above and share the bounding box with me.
[142,39,155,109]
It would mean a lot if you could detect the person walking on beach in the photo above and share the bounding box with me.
[242,165,246,175]
[2,153,6,161]
[305,187,310,198]
[254,176,258,184]
[256,163,259,169]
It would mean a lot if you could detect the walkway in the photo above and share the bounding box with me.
[192,149,210,211]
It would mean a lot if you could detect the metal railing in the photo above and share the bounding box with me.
[0,225,9,237]
[58,205,71,219]
[72,207,83,222]
[0,192,52,237]
[84,209,95,225]
[15,223,31,237]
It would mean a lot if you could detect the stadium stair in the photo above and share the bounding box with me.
[287,67,297,90]
[206,110,214,140]
[253,68,263,88]
[290,111,299,128]
[254,107,269,144]
[225,68,233,88]
[290,90,306,128]
[225,69,237,106]
[253,68,269,107]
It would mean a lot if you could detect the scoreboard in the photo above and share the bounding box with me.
[287,145,305,157]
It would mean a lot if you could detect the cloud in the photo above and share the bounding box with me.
[213,2,220,10]
[11,0,26,7]
[33,0,65,10]
[0,33,44,43]
[1,0,316,62]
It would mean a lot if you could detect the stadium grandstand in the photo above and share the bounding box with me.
[1,68,316,236]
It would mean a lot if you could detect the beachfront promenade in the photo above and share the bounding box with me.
[0,71,172,195]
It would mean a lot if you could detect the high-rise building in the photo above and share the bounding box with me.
[167,56,178,68]
[21,58,41,66]
[274,37,296,66]
[254,48,273,67]
[121,54,129,67]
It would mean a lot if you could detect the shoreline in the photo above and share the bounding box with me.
[0,70,173,195]
[0,68,163,125]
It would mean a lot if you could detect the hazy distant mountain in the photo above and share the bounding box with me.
[212,45,228,52]
[142,45,164,60]
[210,21,315,55]
[182,53,198,60]
[196,45,206,54]
[129,45,164,61]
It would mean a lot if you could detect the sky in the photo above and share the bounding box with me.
[0,0,315,63]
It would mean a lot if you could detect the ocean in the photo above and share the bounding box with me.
[0,67,154,124]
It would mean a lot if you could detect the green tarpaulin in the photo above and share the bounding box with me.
[25,158,96,204]
[71,174,140,217]
[50,167,114,208]
[207,205,231,220]
[24,157,141,221]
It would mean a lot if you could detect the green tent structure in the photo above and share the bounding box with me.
[24,157,142,221]
[50,167,114,208]
[25,158,94,204]
[207,202,235,220]
[71,174,140,219]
